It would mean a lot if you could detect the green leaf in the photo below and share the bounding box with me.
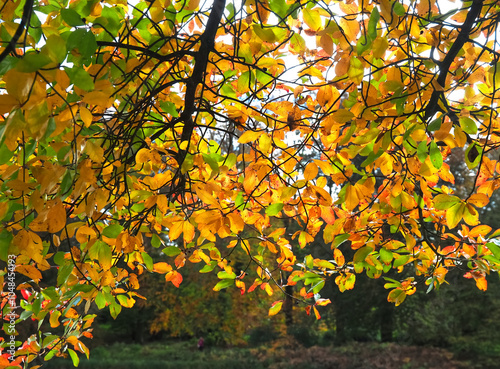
[44,349,58,361]
[42,335,59,348]
[269,0,289,19]
[95,6,123,36]
[163,246,181,256]
[29,13,43,43]
[67,29,97,62]
[486,242,500,259]
[225,153,237,169]
[459,116,478,135]
[0,144,12,165]
[465,142,482,169]
[57,264,73,286]
[393,2,406,16]
[367,7,380,40]
[213,279,234,291]
[0,56,19,75]
[141,252,154,270]
[427,117,442,131]
[225,3,235,21]
[95,291,106,309]
[429,141,442,169]
[102,224,124,238]
[66,67,94,91]
[160,101,179,118]
[202,153,219,176]
[59,170,75,197]
[16,52,52,72]
[42,34,68,64]
[253,25,276,42]
[416,141,428,163]
[61,8,86,26]
[393,254,410,268]
[311,279,325,294]
[217,270,236,279]
[379,248,393,264]
[434,194,460,210]
[266,203,284,216]
[200,260,217,273]
[356,35,372,55]
[97,242,112,267]
[68,348,80,367]
[333,233,350,248]
[151,234,162,248]
[353,245,374,262]
[109,302,122,319]
[0,230,13,261]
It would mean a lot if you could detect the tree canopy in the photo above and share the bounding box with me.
[2,0,500,366]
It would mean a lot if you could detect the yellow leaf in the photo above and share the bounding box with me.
[331,109,355,123]
[82,91,113,108]
[312,186,332,206]
[268,301,283,316]
[303,8,322,32]
[468,193,489,208]
[85,140,104,163]
[79,107,93,127]
[48,202,67,233]
[463,204,479,226]
[469,225,492,238]
[194,185,217,206]
[258,133,272,153]
[50,310,61,328]
[238,130,262,144]
[153,262,172,274]
[317,85,333,107]
[227,213,245,234]
[446,202,465,229]
[345,184,359,211]
[15,264,43,282]
[169,221,183,241]
[183,220,195,243]
[475,276,487,291]
[75,226,97,244]
[334,248,345,266]
[303,162,318,181]
[4,69,35,103]
[280,186,297,202]
[372,37,389,59]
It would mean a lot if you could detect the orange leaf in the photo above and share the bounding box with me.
[468,193,489,208]
[304,162,318,181]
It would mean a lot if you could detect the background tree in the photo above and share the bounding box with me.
[2,0,500,366]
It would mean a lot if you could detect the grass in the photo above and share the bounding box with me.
[43,340,265,369]
[42,338,493,369]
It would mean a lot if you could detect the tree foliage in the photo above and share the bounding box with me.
[2,0,500,365]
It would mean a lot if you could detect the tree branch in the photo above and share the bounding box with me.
[177,0,227,163]
[0,0,33,64]
[424,0,483,122]
[96,40,195,61]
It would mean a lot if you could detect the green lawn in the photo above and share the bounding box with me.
[42,339,483,369]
